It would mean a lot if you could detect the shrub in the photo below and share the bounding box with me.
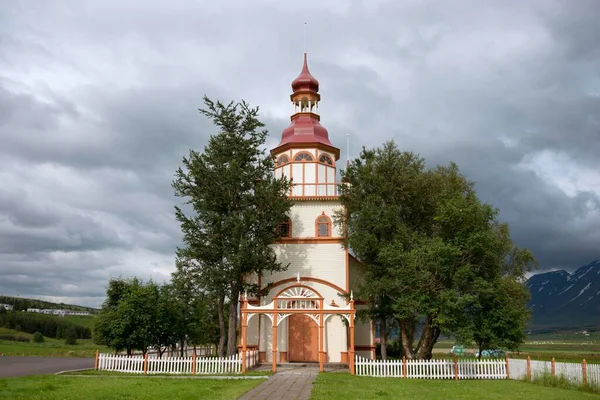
[33,331,45,343]
[0,334,30,342]
[65,329,77,345]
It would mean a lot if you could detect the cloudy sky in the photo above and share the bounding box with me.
[1,0,599,307]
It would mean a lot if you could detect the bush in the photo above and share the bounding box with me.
[33,331,45,343]
[65,329,77,345]
[0,334,30,342]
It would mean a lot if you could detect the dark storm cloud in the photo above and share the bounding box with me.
[0,0,598,306]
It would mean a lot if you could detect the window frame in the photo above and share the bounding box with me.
[318,154,334,166]
[277,218,292,238]
[293,151,314,162]
[276,155,290,166]
[315,213,332,237]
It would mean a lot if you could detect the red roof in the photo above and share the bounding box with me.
[272,54,339,158]
[291,53,319,93]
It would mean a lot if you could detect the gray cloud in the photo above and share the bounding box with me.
[0,0,598,306]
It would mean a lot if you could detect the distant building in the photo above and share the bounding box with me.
[0,303,13,311]
[26,308,90,316]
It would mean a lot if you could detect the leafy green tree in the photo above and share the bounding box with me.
[173,96,292,356]
[93,277,160,355]
[337,141,536,359]
[65,328,77,345]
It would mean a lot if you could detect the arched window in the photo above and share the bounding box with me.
[315,213,331,237]
[319,154,333,165]
[294,152,313,162]
[276,155,289,166]
[277,218,292,238]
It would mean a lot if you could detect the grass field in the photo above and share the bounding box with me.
[0,375,261,400]
[311,374,600,399]
[0,328,108,357]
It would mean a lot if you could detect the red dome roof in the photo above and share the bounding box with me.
[291,53,319,93]
[278,114,332,148]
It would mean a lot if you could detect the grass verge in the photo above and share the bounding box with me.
[0,375,261,399]
[310,373,600,400]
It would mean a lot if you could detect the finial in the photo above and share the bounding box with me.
[244,290,248,300]
[350,290,354,301]
[304,22,307,54]
[346,133,350,168]
[296,272,300,283]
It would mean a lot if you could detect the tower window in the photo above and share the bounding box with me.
[315,214,331,237]
[319,155,333,165]
[277,219,292,238]
[276,155,289,166]
[294,152,313,162]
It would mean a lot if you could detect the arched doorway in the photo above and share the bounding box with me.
[288,314,318,362]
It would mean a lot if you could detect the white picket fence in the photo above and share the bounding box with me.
[507,358,600,387]
[97,350,259,375]
[355,356,600,386]
[355,356,506,379]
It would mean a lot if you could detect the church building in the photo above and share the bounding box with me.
[239,54,375,373]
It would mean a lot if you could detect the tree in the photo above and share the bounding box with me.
[173,96,292,356]
[33,331,44,343]
[93,277,160,355]
[337,141,536,359]
[65,328,77,345]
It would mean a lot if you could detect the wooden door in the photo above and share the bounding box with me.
[288,314,319,362]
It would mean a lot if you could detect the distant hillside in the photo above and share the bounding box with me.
[0,295,98,313]
[527,259,600,330]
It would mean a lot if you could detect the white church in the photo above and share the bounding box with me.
[239,54,375,373]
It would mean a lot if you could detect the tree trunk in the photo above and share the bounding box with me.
[180,337,185,357]
[415,315,440,360]
[217,294,226,357]
[226,287,240,356]
[399,319,415,359]
[379,319,388,360]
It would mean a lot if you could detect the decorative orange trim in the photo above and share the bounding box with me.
[266,277,346,296]
[293,151,314,163]
[286,195,340,201]
[276,237,343,244]
[315,212,332,237]
[274,284,323,298]
[318,154,335,167]
[271,142,340,161]
[345,247,350,292]
[276,154,290,166]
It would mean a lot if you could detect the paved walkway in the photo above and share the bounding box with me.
[238,367,319,400]
[0,356,94,378]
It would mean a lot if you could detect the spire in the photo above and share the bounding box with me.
[291,53,319,93]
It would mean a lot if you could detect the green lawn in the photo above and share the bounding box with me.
[310,374,600,400]
[0,375,261,400]
[0,329,108,357]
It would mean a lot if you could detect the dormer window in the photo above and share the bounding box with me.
[276,155,289,166]
[294,152,313,162]
[277,219,292,238]
[315,214,331,237]
[319,155,333,165]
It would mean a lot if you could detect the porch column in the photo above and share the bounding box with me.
[349,298,355,375]
[241,296,248,373]
[272,303,278,373]
[319,300,324,372]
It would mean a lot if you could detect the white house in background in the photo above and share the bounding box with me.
[239,53,374,373]
[0,304,13,311]
[26,308,90,316]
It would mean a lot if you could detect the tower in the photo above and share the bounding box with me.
[271,53,339,198]
[240,53,374,373]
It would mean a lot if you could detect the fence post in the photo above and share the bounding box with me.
[453,355,458,381]
[582,359,587,387]
[192,352,196,375]
[526,356,531,382]
[94,350,99,370]
[144,353,148,375]
[402,356,407,378]
[551,357,555,377]
[505,356,510,380]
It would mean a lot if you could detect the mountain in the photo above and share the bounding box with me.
[527,259,600,329]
